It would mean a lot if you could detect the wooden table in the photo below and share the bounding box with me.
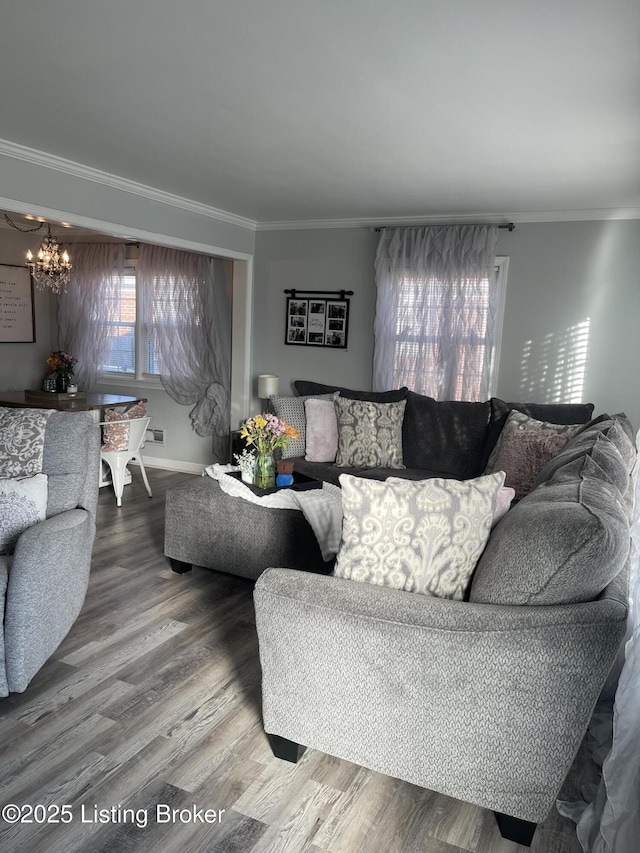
[0,390,147,413]
[0,391,149,489]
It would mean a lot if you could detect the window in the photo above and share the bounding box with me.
[102,263,159,379]
[391,257,508,400]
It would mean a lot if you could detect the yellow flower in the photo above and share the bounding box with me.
[254,415,267,429]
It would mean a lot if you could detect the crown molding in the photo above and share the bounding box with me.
[2,139,638,234]
[256,208,640,231]
[0,138,257,232]
[0,195,254,262]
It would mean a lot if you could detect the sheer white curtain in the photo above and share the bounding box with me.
[373,225,499,400]
[139,245,231,459]
[58,243,125,389]
[557,433,640,853]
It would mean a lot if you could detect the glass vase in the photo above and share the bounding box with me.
[254,452,276,490]
[55,373,69,393]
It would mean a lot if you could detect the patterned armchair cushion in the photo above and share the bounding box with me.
[334,471,505,600]
[0,407,53,477]
[0,474,48,554]
[102,403,148,452]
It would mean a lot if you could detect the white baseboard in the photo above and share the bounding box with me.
[130,457,206,475]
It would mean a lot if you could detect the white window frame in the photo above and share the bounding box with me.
[487,255,509,396]
[100,258,163,389]
[391,255,509,400]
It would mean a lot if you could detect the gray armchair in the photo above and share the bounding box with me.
[254,564,628,846]
[0,410,100,696]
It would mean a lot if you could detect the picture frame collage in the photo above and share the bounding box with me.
[285,296,349,348]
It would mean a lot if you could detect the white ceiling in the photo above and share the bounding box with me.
[1,0,638,226]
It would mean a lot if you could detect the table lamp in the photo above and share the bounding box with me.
[258,374,279,410]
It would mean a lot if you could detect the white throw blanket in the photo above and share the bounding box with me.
[204,464,343,561]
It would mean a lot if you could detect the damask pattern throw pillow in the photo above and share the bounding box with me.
[0,473,48,555]
[334,471,505,599]
[0,407,54,478]
[335,398,406,468]
[102,403,148,452]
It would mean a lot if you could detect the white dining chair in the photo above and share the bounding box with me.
[99,416,153,506]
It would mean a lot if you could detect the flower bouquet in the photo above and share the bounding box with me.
[239,413,300,488]
[46,350,78,392]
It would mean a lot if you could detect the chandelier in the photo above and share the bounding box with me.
[26,225,73,294]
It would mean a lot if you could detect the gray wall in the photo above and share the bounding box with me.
[252,227,378,401]
[495,220,640,429]
[0,227,57,389]
[253,220,640,430]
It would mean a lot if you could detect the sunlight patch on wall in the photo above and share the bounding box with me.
[518,319,590,404]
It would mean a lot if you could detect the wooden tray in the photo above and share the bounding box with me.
[26,389,87,401]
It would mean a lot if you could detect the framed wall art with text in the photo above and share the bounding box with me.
[0,265,35,343]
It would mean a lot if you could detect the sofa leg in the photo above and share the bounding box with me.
[267,733,306,763]
[169,558,192,574]
[495,812,537,846]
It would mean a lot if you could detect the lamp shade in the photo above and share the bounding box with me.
[258,374,279,398]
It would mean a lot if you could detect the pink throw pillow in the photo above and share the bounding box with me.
[304,399,339,462]
[492,486,516,527]
[492,429,569,500]
[102,403,148,452]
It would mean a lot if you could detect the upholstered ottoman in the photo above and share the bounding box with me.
[164,476,332,580]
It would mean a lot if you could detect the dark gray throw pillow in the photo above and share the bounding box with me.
[402,391,491,479]
[294,380,408,403]
[507,401,596,424]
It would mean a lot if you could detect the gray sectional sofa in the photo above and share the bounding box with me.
[254,382,636,846]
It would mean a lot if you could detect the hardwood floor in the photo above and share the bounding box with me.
[0,469,594,853]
